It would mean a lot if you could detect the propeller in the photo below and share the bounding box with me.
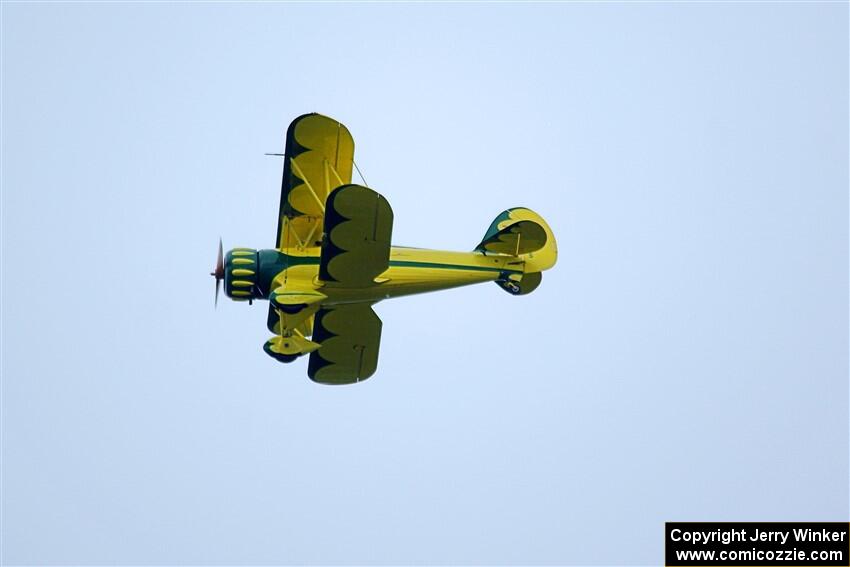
[210,238,224,307]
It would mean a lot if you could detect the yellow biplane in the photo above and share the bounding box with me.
[212,113,557,385]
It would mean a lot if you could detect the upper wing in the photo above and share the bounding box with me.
[308,304,383,385]
[319,184,393,287]
[276,114,355,251]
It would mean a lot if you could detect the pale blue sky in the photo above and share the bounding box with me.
[2,2,847,565]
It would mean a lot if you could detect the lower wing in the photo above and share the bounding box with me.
[308,304,383,385]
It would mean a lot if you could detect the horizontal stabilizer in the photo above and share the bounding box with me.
[475,208,557,272]
[476,218,547,256]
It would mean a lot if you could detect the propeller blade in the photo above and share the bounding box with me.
[216,238,224,278]
[212,238,225,308]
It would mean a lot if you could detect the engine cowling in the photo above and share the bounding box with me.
[224,248,259,301]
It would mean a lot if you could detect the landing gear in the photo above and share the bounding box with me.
[263,331,321,364]
[263,289,327,364]
[496,271,543,296]
[262,341,302,363]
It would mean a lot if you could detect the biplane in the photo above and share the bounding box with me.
[211,113,557,385]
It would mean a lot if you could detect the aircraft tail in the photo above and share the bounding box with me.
[475,207,557,295]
